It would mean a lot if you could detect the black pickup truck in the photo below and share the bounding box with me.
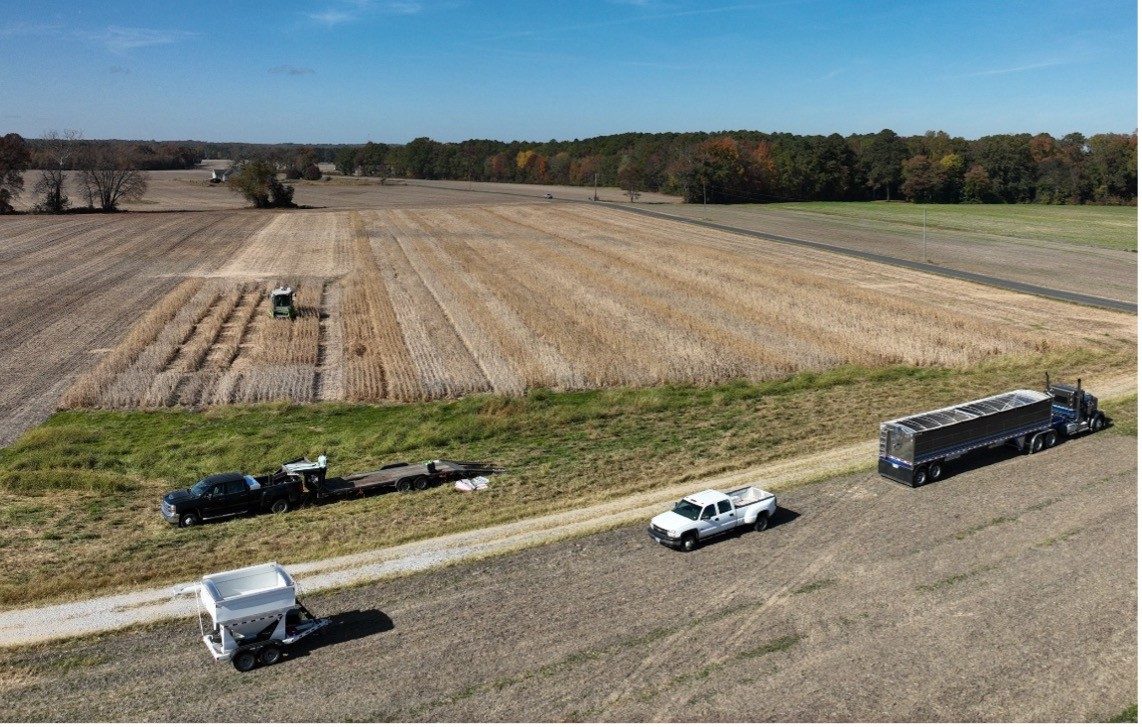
[161,471,304,527]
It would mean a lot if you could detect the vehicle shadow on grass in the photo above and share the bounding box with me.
[286,608,394,660]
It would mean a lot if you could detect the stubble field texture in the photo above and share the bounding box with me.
[57,203,1137,412]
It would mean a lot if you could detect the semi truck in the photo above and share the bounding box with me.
[648,485,777,551]
[878,376,1106,487]
[177,562,330,672]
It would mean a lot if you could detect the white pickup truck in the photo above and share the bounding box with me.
[647,486,777,551]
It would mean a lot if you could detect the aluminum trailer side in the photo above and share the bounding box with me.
[878,389,1053,486]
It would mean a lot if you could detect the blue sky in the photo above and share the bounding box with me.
[0,0,1136,143]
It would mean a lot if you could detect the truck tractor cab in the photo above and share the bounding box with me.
[270,286,296,319]
[1046,375,1105,436]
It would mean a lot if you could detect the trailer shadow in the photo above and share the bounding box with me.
[924,432,1103,486]
[285,609,394,660]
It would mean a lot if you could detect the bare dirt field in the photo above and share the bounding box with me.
[0,211,271,445]
[1,432,1132,722]
[652,203,1137,305]
[61,203,1137,410]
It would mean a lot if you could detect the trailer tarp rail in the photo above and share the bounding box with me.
[888,389,1050,433]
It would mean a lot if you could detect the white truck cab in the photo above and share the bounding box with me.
[648,486,777,551]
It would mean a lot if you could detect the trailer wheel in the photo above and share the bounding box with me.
[681,533,698,552]
[179,512,200,528]
[927,461,943,482]
[396,478,412,492]
[412,475,430,491]
[1029,434,1044,454]
[911,467,928,487]
[269,499,289,515]
[258,645,282,666]
[1043,430,1058,448]
[753,513,769,532]
[232,650,257,672]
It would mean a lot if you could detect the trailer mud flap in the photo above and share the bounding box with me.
[878,458,913,485]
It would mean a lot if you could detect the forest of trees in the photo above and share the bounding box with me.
[334,129,1138,205]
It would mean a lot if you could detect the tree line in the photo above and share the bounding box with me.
[334,129,1137,205]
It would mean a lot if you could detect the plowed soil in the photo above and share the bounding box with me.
[1,432,1132,722]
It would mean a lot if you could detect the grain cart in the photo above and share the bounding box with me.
[878,377,1106,487]
[270,286,296,319]
[177,563,330,672]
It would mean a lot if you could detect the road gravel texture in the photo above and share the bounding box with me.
[1,432,1133,722]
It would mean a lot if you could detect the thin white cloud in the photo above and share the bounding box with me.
[0,22,61,37]
[308,0,421,26]
[955,59,1071,78]
[269,65,316,76]
[80,26,196,54]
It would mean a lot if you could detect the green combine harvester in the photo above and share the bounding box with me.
[270,286,296,319]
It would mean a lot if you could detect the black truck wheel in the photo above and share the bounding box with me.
[258,645,282,666]
[232,650,257,672]
[179,512,201,528]
[927,461,943,482]
[681,533,698,552]
[1091,415,1105,432]
[1043,430,1058,448]
[269,499,290,515]
[754,513,769,532]
[911,467,928,487]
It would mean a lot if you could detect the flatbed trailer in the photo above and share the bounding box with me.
[307,459,505,498]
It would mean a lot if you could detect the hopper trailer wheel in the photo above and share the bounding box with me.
[927,461,943,482]
[911,467,928,487]
[258,645,282,666]
[232,650,257,672]
[1029,434,1044,454]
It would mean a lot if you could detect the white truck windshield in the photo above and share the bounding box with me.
[672,501,702,520]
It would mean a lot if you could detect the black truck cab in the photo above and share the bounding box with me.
[161,471,301,527]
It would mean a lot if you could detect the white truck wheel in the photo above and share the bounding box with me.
[754,513,769,532]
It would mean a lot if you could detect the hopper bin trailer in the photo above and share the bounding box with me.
[176,563,330,671]
[878,376,1107,487]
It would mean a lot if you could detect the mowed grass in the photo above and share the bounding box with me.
[773,202,1138,251]
[0,345,1134,607]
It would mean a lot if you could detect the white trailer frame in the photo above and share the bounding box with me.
[177,562,330,671]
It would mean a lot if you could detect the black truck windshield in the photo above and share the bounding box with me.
[672,501,702,520]
[190,480,213,496]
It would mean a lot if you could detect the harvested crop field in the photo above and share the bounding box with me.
[0,211,272,445]
[2,432,1133,721]
[654,202,1138,304]
[61,203,1137,411]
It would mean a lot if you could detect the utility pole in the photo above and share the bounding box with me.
[923,209,928,262]
[593,173,599,201]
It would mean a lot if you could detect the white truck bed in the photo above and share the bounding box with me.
[725,485,772,508]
